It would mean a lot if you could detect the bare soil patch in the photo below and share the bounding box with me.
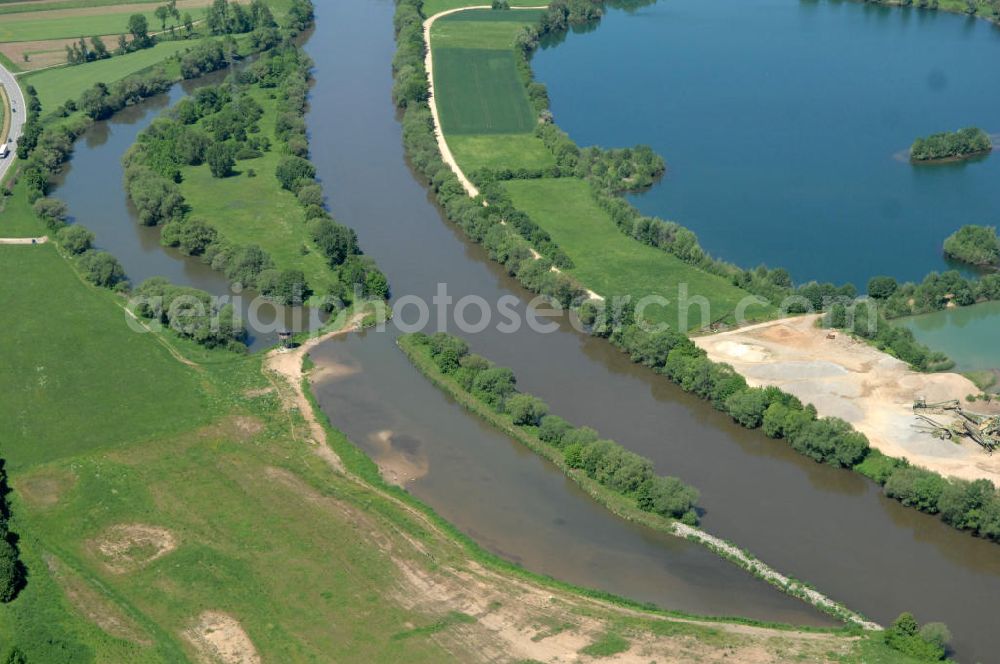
[90,523,178,574]
[0,35,115,71]
[367,429,429,486]
[15,467,76,508]
[183,611,261,664]
[696,314,1000,483]
[46,554,152,644]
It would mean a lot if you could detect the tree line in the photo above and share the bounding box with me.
[409,332,701,524]
[392,0,1000,546]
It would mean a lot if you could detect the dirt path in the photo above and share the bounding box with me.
[262,315,373,474]
[423,5,603,302]
[695,314,1000,484]
[0,236,47,244]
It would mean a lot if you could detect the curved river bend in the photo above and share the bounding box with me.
[51,0,1000,660]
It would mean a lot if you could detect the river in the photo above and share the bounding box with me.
[532,0,1000,288]
[51,0,1000,660]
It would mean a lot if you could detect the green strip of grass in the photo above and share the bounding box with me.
[0,242,211,470]
[24,39,207,110]
[502,178,775,329]
[0,0,161,14]
[433,47,536,135]
[448,132,554,172]
[0,179,47,237]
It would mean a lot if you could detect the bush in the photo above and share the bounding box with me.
[538,414,571,445]
[472,367,517,410]
[206,141,237,178]
[275,155,315,191]
[884,467,946,513]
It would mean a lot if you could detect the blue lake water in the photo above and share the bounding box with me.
[532,0,1000,288]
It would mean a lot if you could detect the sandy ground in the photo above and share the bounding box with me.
[184,611,261,664]
[695,314,1000,484]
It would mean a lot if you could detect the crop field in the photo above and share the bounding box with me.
[433,47,536,135]
[503,178,775,329]
[0,3,210,42]
[178,88,335,293]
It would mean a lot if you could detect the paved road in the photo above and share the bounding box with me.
[0,62,26,183]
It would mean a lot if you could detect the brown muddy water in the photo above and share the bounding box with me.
[50,68,324,350]
[303,0,1000,660]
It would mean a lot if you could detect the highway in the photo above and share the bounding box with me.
[0,62,26,182]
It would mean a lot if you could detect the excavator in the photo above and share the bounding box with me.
[912,398,1000,454]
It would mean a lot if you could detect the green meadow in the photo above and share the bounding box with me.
[430,8,546,48]
[503,178,774,328]
[0,244,211,470]
[24,39,205,110]
[448,133,554,172]
[177,87,335,293]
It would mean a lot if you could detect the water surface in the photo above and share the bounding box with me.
[902,300,1000,371]
[532,0,1000,287]
[305,1,1000,661]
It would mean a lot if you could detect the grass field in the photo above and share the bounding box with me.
[503,178,775,328]
[0,244,211,470]
[0,5,209,42]
[0,180,47,237]
[23,39,205,110]
[431,9,545,49]
[178,87,334,293]
[433,47,536,135]
[448,133,554,172]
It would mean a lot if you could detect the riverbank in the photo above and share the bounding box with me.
[694,314,1000,484]
[398,332,880,631]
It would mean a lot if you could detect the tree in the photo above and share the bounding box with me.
[155,5,170,31]
[32,197,69,230]
[472,367,517,410]
[206,0,230,34]
[128,13,150,47]
[206,141,236,177]
[725,388,771,429]
[0,539,24,603]
[884,467,946,513]
[867,275,898,300]
[183,12,194,34]
[57,225,94,254]
[538,415,571,445]
[78,251,126,288]
[505,393,549,426]
[117,33,129,55]
[90,35,109,59]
